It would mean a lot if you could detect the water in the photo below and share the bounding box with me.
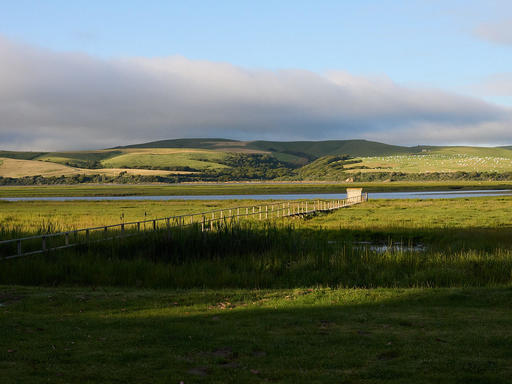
[1,189,511,201]
[328,240,426,253]
[352,241,426,253]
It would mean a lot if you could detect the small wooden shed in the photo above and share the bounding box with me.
[346,188,363,199]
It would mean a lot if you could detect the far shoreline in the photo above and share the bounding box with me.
[1,180,512,197]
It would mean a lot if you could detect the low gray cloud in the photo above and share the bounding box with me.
[474,18,512,45]
[0,36,511,150]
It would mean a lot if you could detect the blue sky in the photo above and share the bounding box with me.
[1,0,512,149]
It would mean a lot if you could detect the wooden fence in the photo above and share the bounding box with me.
[0,194,367,260]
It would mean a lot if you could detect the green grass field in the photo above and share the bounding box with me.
[2,286,511,383]
[2,196,512,234]
[347,154,512,173]
[2,196,512,382]
[344,147,512,174]
[35,150,122,167]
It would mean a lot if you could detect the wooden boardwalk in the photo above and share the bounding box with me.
[0,193,367,260]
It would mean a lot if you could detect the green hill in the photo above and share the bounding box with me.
[116,138,243,150]
[247,139,415,158]
[295,155,358,180]
[100,150,230,171]
[118,138,417,166]
[4,139,512,183]
[0,151,47,160]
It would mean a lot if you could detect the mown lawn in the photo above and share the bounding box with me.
[1,286,511,384]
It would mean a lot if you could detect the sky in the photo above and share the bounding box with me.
[1,0,512,150]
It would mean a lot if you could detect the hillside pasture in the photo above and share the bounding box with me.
[0,158,83,178]
[0,158,193,178]
[345,153,512,174]
[100,148,231,170]
[35,150,122,167]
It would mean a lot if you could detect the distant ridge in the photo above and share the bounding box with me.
[116,138,417,160]
[115,138,239,150]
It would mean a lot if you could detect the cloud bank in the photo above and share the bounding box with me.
[0,36,511,150]
[474,18,512,45]
[476,73,512,96]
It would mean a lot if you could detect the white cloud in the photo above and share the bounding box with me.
[0,36,511,150]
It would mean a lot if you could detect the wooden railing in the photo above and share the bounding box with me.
[0,194,367,260]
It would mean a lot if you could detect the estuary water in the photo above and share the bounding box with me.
[1,189,512,201]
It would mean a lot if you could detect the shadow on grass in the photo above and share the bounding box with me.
[1,286,512,383]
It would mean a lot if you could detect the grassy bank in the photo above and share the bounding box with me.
[1,180,512,197]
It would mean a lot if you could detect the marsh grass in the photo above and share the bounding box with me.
[2,197,512,288]
[2,220,512,289]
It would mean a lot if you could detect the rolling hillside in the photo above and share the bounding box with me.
[117,138,417,165]
[0,157,193,179]
[2,138,512,182]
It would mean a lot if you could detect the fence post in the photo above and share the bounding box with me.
[86,229,90,242]
[153,220,156,231]
[201,216,205,232]
[17,240,21,256]
[121,223,125,232]
[265,205,268,219]
[237,208,240,223]
[42,236,46,251]
[259,206,262,220]
[211,212,214,231]
[65,232,70,245]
